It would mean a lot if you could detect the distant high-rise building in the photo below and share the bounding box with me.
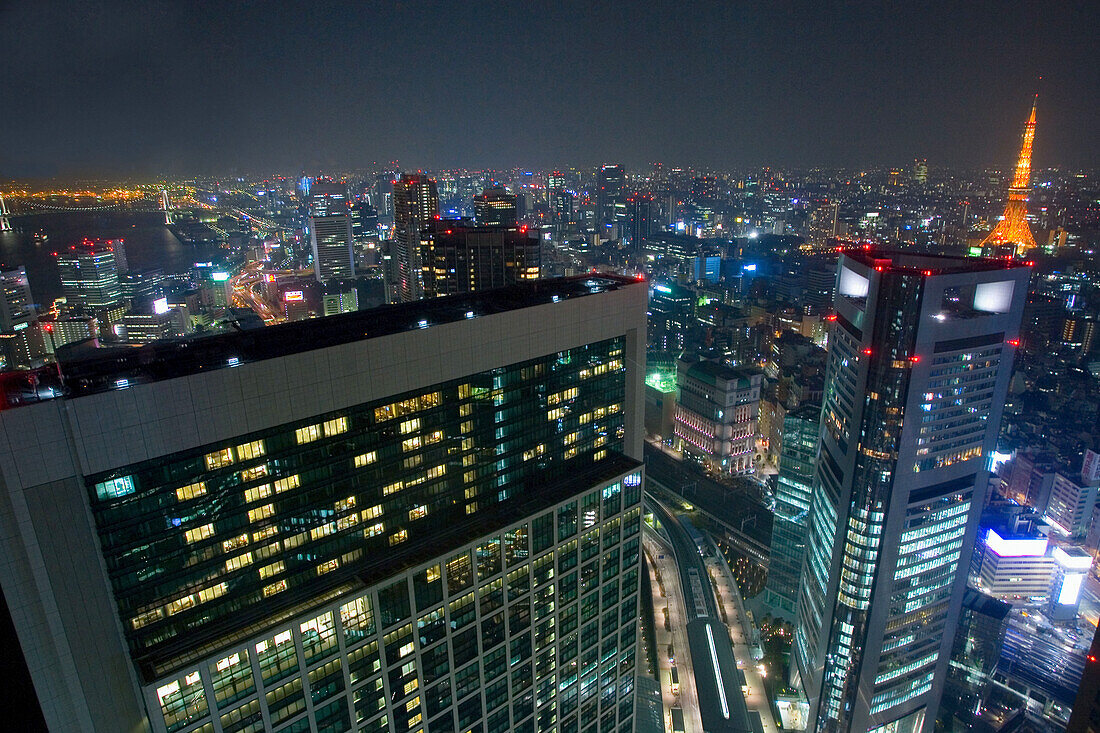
[912,159,928,184]
[473,187,518,227]
[0,266,41,369]
[763,403,821,621]
[552,191,575,227]
[794,250,1029,732]
[648,283,692,353]
[309,181,355,283]
[350,202,379,245]
[374,174,396,219]
[809,203,840,250]
[0,275,647,733]
[547,170,565,201]
[596,164,626,227]
[56,238,123,313]
[392,174,439,302]
[120,268,166,307]
[625,193,656,253]
[423,220,541,298]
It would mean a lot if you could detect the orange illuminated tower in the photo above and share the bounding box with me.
[981,95,1038,256]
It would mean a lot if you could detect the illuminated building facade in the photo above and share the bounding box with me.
[0,275,647,733]
[309,182,356,283]
[392,174,439,302]
[56,238,124,312]
[763,403,821,620]
[473,188,518,227]
[673,359,762,475]
[976,529,1053,602]
[422,220,541,298]
[1047,546,1092,621]
[0,266,42,369]
[793,250,1028,733]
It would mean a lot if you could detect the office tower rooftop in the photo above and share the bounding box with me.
[473,187,518,227]
[422,219,541,298]
[794,249,1029,732]
[308,181,349,218]
[0,275,647,733]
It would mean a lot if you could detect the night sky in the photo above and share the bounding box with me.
[2,0,1097,177]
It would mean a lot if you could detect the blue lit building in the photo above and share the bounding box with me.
[762,403,820,621]
[793,251,1029,732]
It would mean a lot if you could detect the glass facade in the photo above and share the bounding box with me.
[148,471,644,733]
[794,252,1027,731]
[763,405,820,619]
[84,337,627,670]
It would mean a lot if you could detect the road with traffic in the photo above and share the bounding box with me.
[648,497,754,733]
[229,260,279,323]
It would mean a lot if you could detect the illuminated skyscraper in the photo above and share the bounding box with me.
[980,95,1039,256]
[625,193,656,254]
[0,275,647,732]
[391,174,439,302]
[0,266,42,369]
[808,203,840,250]
[473,187,518,227]
[912,159,928,185]
[56,238,123,312]
[595,164,625,228]
[308,181,355,283]
[762,403,820,620]
[793,250,1029,732]
[422,220,541,298]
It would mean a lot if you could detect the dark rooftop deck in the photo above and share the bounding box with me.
[1,274,641,407]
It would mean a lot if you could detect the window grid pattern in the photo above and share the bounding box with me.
[146,473,643,733]
[86,338,626,659]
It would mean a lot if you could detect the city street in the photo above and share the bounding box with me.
[705,550,787,731]
[647,498,755,732]
[645,532,706,733]
[229,260,279,323]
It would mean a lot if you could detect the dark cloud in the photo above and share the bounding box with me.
[1,0,1096,176]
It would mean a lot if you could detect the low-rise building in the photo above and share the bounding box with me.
[674,358,762,474]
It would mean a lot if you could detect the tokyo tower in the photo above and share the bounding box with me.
[981,95,1038,256]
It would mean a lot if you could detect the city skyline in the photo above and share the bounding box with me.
[1,2,1097,177]
[0,4,1097,731]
